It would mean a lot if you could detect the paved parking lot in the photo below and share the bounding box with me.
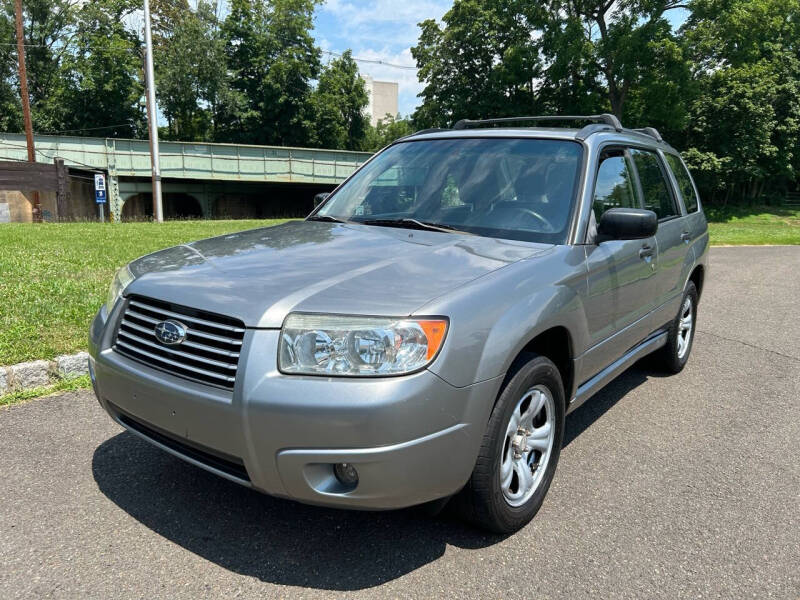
[1,246,798,599]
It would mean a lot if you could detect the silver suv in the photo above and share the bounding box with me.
[89,114,708,533]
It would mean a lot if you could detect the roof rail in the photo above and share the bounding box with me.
[411,128,450,136]
[632,127,663,142]
[452,113,623,132]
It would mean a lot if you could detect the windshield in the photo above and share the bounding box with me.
[317,138,583,244]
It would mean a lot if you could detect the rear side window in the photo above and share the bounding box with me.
[631,149,678,220]
[664,154,699,213]
[593,151,638,219]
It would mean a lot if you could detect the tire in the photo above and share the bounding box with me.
[656,281,698,373]
[455,353,565,533]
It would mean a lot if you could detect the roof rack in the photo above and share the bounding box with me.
[406,115,667,144]
[633,127,663,142]
[452,113,623,132]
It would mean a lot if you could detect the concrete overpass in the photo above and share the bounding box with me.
[0,133,371,220]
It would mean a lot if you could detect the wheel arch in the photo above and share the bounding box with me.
[501,325,575,407]
[688,264,705,299]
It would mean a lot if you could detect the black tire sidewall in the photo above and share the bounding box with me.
[469,354,566,533]
[665,282,698,372]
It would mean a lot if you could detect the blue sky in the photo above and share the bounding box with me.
[314,0,451,117]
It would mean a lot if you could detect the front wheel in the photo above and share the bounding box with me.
[456,354,565,533]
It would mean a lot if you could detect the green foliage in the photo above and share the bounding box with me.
[681,0,800,202]
[60,0,145,137]
[220,0,321,146]
[153,0,231,141]
[411,0,800,204]
[363,115,415,152]
[412,0,544,127]
[0,5,21,131]
[311,50,370,150]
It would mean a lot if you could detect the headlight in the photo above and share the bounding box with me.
[279,314,448,376]
[106,265,134,310]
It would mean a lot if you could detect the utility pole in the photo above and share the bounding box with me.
[143,0,163,222]
[14,0,40,222]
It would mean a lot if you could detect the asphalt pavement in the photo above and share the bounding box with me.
[1,246,798,599]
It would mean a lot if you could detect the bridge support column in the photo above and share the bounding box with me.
[197,188,213,218]
[108,174,122,221]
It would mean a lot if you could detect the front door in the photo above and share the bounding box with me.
[630,148,687,314]
[582,148,659,378]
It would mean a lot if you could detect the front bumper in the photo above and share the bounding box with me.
[89,306,501,510]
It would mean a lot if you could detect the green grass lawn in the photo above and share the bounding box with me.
[0,220,289,366]
[1,207,798,367]
[706,205,800,246]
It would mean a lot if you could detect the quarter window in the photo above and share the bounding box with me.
[664,154,699,213]
[593,151,638,219]
[630,149,678,220]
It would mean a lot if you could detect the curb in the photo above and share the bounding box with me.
[0,351,90,396]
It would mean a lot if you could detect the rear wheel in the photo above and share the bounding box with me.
[456,354,564,533]
[657,281,698,373]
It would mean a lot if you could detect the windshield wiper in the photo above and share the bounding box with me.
[307,214,347,223]
[358,218,473,235]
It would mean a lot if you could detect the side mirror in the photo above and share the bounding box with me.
[313,192,330,208]
[596,208,658,243]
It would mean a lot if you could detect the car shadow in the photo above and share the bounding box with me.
[92,432,505,591]
[92,359,661,591]
[563,358,668,447]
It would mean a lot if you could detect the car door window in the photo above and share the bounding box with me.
[593,151,638,220]
[664,153,699,213]
[630,149,678,220]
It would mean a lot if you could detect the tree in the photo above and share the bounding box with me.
[363,115,414,152]
[153,0,231,141]
[220,0,321,146]
[0,4,21,132]
[412,0,690,129]
[59,0,144,137]
[682,0,800,201]
[311,51,369,150]
[8,0,77,133]
[412,0,544,128]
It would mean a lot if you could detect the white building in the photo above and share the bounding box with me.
[362,75,399,126]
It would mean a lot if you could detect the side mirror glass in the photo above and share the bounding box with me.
[313,192,330,208]
[597,208,658,243]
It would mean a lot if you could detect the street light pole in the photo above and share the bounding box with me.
[143,0,163,222]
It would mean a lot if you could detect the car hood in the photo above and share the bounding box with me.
[125,220,550,327]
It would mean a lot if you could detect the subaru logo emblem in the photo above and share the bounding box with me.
[154,319,187,346]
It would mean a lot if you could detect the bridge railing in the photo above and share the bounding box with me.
[0,133,372,184]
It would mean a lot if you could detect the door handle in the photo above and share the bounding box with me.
[639,245,654,259]
[681,231,691,243]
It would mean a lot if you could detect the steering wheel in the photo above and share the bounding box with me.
[489,206,555,233]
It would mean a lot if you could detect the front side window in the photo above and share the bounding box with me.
[593,151,638,220]
[317,138,583,244]
[664,153,699,213]
[631,149,678,220]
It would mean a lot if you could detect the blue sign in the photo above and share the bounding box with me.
[95,189,107,204]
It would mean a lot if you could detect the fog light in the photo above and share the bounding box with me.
[333,462,359,486]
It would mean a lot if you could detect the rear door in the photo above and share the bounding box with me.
[629,148,687,314]
[663,151,708,249]
[582,147,660,377]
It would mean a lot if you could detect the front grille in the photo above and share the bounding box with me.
[113,404,250,482]
[113,295,245,390]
